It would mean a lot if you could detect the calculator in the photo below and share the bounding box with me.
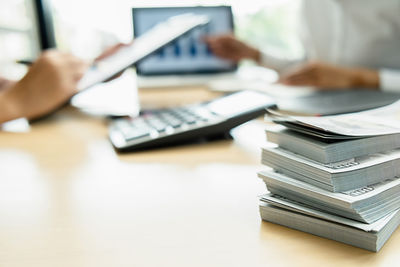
[109,90,276,151]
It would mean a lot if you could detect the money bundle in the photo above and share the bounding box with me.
[259,101,400,252]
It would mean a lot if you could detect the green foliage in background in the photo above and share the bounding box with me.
[235,3,303,58]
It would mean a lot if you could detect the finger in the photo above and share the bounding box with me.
[71,62,90,83]
[208,42,234,53]
[279,67,317,83]
[201,35,213,44]
[209,46,227,55]
[204,34,234,46]
[279,73,317,85]
[207,45,228,56]
[102,71,124,83]
[95,43,128,61]
[288,76,325,87]
[209,50,239,61]
[280,78,309,86]
[283,76,317,86]
[204,38,224,48]
[281,68,311,80]
[281,73,314,84]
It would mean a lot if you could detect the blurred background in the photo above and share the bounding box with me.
[0,0,303,79]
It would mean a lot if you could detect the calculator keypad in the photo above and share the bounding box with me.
[112,106,218,144]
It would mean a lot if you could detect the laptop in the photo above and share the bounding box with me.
[132,6,237,88]
[276,89,400,115]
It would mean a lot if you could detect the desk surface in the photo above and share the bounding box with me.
[0,87,398,267]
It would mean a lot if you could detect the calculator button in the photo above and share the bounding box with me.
[115,120,132,129]
[147,119,167,132]
[123,129,151,141]
[182,115,196,124]
[158,114,182,128]
[169,120,182,128]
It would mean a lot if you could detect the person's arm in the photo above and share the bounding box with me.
[0,77,19,123]
[0,50,88,124]
[0,88,20,123]
[0,77,9,89]
[0,43,133,124]
[278,61,380,89]
[204,34,303,72]
[0,77,15,91]
[204,34,260,62]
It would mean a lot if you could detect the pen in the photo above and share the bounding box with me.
[16,60,33,65]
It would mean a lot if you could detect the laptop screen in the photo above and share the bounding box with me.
[132,6,236,76]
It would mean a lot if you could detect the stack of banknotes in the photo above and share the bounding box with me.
[259,100,400,252]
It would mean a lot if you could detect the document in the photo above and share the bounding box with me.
[77,14,209,91]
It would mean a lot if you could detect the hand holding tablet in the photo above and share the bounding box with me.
[77,13,210,91]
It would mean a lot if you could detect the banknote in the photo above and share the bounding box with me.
[262,146,400,175]
[258,169,400,206]
[261,146,400,192]
[259,193,397,232]
[267,100,400,137]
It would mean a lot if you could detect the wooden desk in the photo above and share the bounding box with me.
[0,87,398,267]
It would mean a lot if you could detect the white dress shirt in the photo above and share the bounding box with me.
[261,0,400,91]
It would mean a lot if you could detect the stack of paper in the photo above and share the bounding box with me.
[258,100,400,252]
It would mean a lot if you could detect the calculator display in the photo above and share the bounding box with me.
[206,91,275,117]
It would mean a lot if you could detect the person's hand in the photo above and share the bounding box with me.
[4,50,88,121]
[204,34,261,63]
[279,61,380,89]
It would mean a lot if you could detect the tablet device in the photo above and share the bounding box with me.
[77,13,209,91]
[132,6,236,76]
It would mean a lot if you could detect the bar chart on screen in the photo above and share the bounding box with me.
[133,6,235,75]
[155,25,212,59]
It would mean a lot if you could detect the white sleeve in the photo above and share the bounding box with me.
[259,51,305,74]
[380,69,400,92]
